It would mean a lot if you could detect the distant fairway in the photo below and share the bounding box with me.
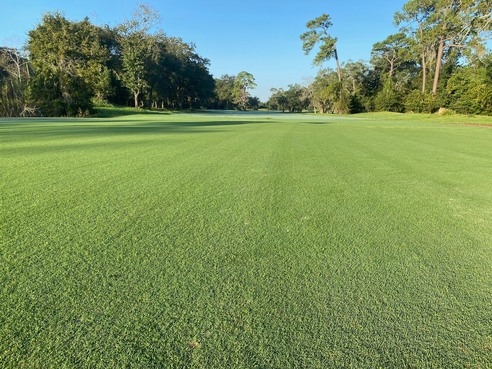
[1,111,491,368]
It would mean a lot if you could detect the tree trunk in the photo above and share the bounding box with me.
[134,92,139,108]
[421,53,427,94]
[419,27,426,94]
[334,48,342,82]
[148,86,153,109]
[15,55,22,85]
[432,37,444,96]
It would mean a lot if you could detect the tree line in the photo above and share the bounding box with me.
[0,5,261,117]
[0,6,200,116]
[2,1,491,117]
[268,0,492,115]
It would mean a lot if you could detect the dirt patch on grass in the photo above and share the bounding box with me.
[462,123,492,128]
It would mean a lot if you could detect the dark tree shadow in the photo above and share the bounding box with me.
[0,119,274,155]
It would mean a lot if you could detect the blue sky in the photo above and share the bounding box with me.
[0,0,407,100]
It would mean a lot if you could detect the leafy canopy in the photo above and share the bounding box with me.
[300,14,338,66]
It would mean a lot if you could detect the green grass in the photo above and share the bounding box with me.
[1,112,491,368]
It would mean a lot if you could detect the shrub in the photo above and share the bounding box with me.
[404,90,439,113]
[374,78,404,112]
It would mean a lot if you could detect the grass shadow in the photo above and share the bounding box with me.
[1,119,272,155]
[93,106,173,118]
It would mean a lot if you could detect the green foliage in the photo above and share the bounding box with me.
[309,69,338,113]
[396,0,492,96]
[446,65,492,115]
[3,2,491,117]
[268,88,288,111]
[300,13,342,81]
[146,35,215,110]
[247,96,261,110]
[233,71,256,110]
[300,14,338,66]
[297,64,370,114]
[375,78,405,112]
[214,75,236,109]
[27,13,110,116]
[348,93,366,114]
[6,5,215,116]
[404,90,439,113]
[2,112,492,367]
[331,81,350,114]
[267,85,310,112]
[342,61,376,113]
[371,33,414,78]
[117,4,159,108]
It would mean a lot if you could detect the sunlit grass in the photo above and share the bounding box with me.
[1,112,491,368]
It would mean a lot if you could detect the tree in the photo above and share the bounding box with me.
[268,88,289,112]
[27,13,111,116]
[284,84,310,112]
[342,61,374,112]
[154,36,214,109]
[268,85,310,113]
[247,96,261,110]
[371,33,413,78]
[179,45,215,109]
[446,56,492,114]
[3,5,216,116]
[396,0,492,96]
[233,71,256,110]
[395,0,436,93]
[375,78,405,112]
[117,4,159,108]
[430,0,491,95]
[0,47,32,116]
[370,32,419,113]
[301,14,342,81]
[308,69,347,113]
[215,75,236,109]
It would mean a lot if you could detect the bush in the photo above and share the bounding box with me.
[374,78,404,112]
[346,94,363,113]
[404,90,439,113]
[333,86,350,114]
[446,68,492,115]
